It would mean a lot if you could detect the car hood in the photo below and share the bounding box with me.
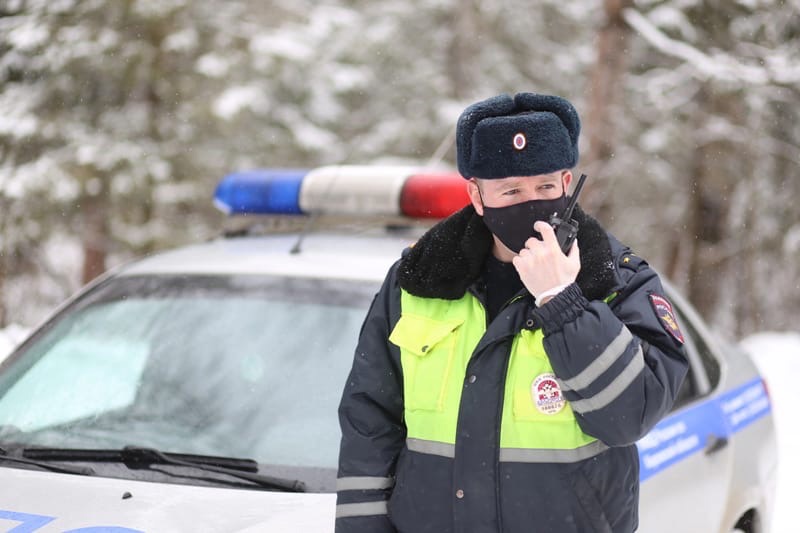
[0,466,335,532]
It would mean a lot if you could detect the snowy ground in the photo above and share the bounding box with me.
[0,326,797,531]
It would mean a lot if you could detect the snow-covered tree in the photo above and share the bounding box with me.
[0,0,254,322]
[1,0,797,336]
[613,0,800,335]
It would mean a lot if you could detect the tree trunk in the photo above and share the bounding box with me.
[80,181,110,285]
[582,0,634,217]
[447,0,479,100]
[685,86,743,322]
[759,97,800,333]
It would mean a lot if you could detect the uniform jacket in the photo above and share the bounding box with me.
[336,205,688,533]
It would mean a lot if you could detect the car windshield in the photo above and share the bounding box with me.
[0,274,378,489]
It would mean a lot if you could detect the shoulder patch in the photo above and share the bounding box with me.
[649,294,684,344]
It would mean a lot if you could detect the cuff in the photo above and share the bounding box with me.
[528,283,589,334]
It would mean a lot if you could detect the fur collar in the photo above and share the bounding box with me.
[398,204,618,301]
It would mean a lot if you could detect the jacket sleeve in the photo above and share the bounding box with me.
[530,255,689,446]
[335,264,404,533]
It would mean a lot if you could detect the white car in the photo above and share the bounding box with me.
[0,166,777,532]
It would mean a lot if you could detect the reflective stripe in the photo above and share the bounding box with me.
[560,327,633,392]
[499,440,609,463]
[336,501,388,518]
[570,345,645,414]
[406,437,456,458]
[336,476,394,491]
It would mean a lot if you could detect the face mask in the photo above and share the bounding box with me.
[480,189,568,253]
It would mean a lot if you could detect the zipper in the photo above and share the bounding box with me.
[494,329,514,533]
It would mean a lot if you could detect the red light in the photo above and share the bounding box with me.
[400,173,471,218]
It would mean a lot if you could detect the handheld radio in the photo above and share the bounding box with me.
[549,173,587,255]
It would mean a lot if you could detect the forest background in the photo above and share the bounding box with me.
[1,0,798,339]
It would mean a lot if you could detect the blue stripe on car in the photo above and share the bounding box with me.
[638,377,771,482]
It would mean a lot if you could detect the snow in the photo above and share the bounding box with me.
[0,156,76,200]
[7,20,50,51]
[249,32,315,62]
[0,86,40,139]
[784,226,800,255]
[0,326,796,530]
[212,85,269,120]
[646,5,698,41]
[163,27,199,53]
[623,8,771,84]
[196,53,232,78]
[0,324,30,362]
[741,331,800,533]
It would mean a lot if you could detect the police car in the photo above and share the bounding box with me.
[0,166,777,532]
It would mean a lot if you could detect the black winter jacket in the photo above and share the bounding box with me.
[336,205,688,533]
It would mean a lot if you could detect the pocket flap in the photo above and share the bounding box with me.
[389,314,464,357]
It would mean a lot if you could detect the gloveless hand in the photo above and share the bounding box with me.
[511,221,580,303]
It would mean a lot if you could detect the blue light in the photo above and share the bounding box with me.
[213,169,309,215]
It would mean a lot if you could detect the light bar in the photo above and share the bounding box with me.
[300,165,416,216]
[214,169,308,215]
[213,166,470,219]
[401,173,471,218]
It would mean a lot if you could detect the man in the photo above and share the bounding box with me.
[335,92,688,533]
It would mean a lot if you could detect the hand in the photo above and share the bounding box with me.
[512,221,580,303]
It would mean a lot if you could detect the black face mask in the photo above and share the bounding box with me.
[480,189,568,253]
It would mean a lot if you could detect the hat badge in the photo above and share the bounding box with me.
[513,132,527,151]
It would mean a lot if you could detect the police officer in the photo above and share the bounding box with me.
[335,92,688,533]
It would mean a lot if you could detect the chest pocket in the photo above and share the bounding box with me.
[510,330,577,424]
[390,314,464,412]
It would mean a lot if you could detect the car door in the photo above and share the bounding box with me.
[637,297,734,533]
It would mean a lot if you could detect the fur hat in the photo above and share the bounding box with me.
[456,92,580,179]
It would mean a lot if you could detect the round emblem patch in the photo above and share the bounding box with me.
[531,373,565,415]
[513,132,527,150]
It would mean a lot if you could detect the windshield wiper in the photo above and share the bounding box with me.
[0,447,94,476]
[23,446,305,492]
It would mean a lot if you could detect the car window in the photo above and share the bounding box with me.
[0,274,379,487]
[680,310,721,390]
[0,330,148,431]
[669,303,721,411]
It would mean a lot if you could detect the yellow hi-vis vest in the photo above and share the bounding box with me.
[388,289,597,457]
